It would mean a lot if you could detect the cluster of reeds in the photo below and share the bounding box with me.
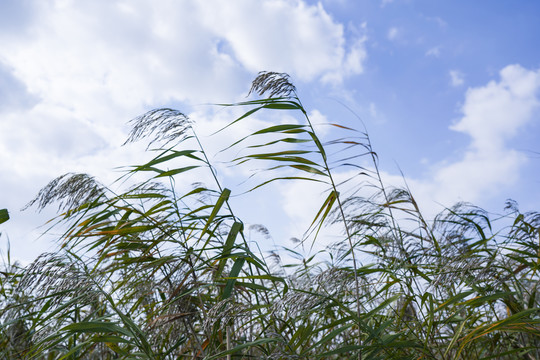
[1,72,539,359]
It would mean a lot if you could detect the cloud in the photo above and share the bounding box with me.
[279,65,540,233]
[0,0,365,262]
[425,46,441,57]
[368,65,540,212]
[425,64,540,206]
[387,27,400,41]
[0,0,367,184]
[449,70,465,86]
[1,1,246,111]
[451,65,540,152]
[342,37,368,75]
[1,0,365,113]
[426,16,447,28]
[198,0,366,84]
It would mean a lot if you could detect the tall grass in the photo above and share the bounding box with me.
[1,72,539,359]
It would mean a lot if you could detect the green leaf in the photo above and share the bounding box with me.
[95,225,155,236]
[247,137,311,148]
[262,102,301,110]
[247,176,327,192]
[435,290,475,313]
[154,165,200,178]
[306,190,337,241]
[61,321,132,337]
[444,318,467,358]
[213,105,265,134]
[289,164,327,176]
[215,221,243,279]
[463,291,515,307]
[0,209,8,224]
[252,123,306,135]
[222,256,245,299]
[200,188,231,242]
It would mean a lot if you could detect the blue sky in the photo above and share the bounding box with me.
[1,0,539,262]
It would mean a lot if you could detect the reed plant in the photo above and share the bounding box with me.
[1,72,539,359]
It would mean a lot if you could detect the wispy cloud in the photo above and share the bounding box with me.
[425,46,441,57]
[426,16,447,29]
[449,70,465,86]
[387,27,400,41]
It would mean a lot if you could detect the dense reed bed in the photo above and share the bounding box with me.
[1,73,539,359]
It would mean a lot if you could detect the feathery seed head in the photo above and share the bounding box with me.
[249,71,297,99]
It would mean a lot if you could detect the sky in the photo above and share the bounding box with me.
[1,0,539,263]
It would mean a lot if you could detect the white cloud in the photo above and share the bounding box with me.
[449,70,465,86]
[343,37,368,74]
[425,46,441,57]
[427,64,540,205]
[451,65,540,152]
[280,65,540,233]
[387,27,400,41]
[0,0,366,262]
[308,109,330,132]
[373,65,540,212]
[1,0,365,113]
[198,0,366,84]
